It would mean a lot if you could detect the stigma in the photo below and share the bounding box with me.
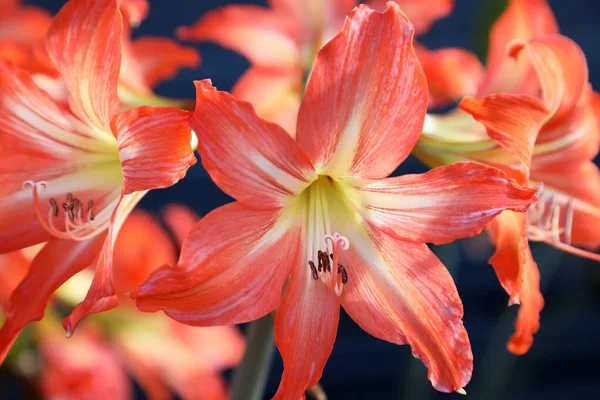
[308,232,350,296]
[22,180,110,241]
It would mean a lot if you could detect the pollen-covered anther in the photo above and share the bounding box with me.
[22,180,107,242]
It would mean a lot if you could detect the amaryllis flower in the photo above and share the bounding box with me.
[0,0,196,364]
[413,0,600,354]
[134,4,537,397]
[177,0,454,135]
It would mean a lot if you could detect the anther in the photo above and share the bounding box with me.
[308,261,319,280]
[338,265,348,284]
[49,198,59,217]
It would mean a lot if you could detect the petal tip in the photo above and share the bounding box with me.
[456,388,467,395]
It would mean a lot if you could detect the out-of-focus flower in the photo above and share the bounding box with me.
[413,0,600,354]
[1,207,244,400]
[0,0,197,364]
[0,0,200,110]
[177,0,454,135]
[134,4,537,397]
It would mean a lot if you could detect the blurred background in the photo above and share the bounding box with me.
[2,0,600,399]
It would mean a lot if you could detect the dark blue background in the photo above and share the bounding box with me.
[7,1,600,399]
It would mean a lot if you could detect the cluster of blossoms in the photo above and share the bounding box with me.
[0,0,598,398]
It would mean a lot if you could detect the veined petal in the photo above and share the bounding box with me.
[189,80,315,210]
[114,106,196,195]
[46,0,122,132]
[416,45,484,109]
[481,0,558,95]
[356,162,538,245]
[296,3,428,179]
[0,250,30,307]
[0,235,106,365]
[232,66,303,137]
[134,202,302,326]
[338,226,472,393]
[509,35,588,125]
[460,93,548,183]
[273,259,340,399]
[507,250,543,355]
[63,191,145,336]
[487,211,529,303]
[162,204,200,248]
[177,5,300,68]
[368,0,454,35]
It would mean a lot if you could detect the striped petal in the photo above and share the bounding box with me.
[368,0,454,35]
[134,202,302,326]
[355,162,538,245]
[189,80,316,210]
[296,3,428,179]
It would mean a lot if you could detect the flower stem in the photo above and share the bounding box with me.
[230,315,276,400]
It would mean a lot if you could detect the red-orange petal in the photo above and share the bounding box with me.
[0,235,106,365]
[118,0,149,27]
[0,3,52,44]
[273,259,340,399]
[416,44,484,109]
[0,250,30,307]
[368,0,454,35]
[507,249,544,355]
[339,231,472,393]
[45,0,122,132]
[460,93,548,184]
[487,211,529,303]
[177,5,300,68]
[189,80,315,210]
[162,204,200,248]
[134,202,302,326]
[114,106,196,195]
[232,66,303,137]
[481,0,558,95]
[296,3,428,179]
[356,162,538,245]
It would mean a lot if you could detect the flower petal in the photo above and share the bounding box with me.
[338,227,472,393]
[509,35,588,125]
[118,0,149,27]
[487,211,529,303]
[114,106,196,195]
[162,204,201,248]
[0,250,30,307]
[63,192,145,336]
[296,3,428,179]
[481,0,558,95]
[416,45,484,109]
[45,0,122,132]
[460,93,548,183]
[125,36,201,90]
[134,202,302,326]
[368,0,454,35]
[0,235,106,365]
[189,80,315,210]
[356,162,538,245]
[0,3,52,43]
[232,66,302,137]
[177,5,300,68]
[112,210,177,296]
[273,260,340,399]
[507,250,543,355]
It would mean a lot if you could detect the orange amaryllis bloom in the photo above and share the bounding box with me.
[413,0,600,354]
[177,0,454,135]
[0,0,196,363]
[134,4,537,396]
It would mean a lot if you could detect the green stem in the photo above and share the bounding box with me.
[230,315,276,400]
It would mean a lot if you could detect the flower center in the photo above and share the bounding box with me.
[299,175,355,296]
[22,180,115,241]
[528,183,600,262]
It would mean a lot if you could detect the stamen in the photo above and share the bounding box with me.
[22,180,107,242]
[308,261,319,281]
[527,184,600,262]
